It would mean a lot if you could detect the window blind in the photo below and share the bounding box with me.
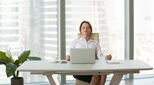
[65,0,124,81]
[65,0,124,59]
[0,0,20,83]
[0,0,58,84]
[30,0,58,60]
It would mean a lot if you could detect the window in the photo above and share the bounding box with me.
[29,0,58,60]
[65,0,124,80]
[134,0,154,75]
[66,0,124,61]
[0,0,20,83]
[0,0,58,84]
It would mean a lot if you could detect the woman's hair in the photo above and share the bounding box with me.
[79,21,93,33]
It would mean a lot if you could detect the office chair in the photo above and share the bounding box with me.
[75,33,99,85]
[77,33,99,42]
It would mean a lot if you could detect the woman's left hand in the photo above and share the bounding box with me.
[106,55,112,60]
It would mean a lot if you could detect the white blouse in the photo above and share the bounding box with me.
[70,37,105,60]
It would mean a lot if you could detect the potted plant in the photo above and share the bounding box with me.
[0,50,41,85]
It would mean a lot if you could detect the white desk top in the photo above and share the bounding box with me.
[17,60,152,74]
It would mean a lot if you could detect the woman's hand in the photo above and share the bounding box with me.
[105,54,112,60]
[66,55,70,61]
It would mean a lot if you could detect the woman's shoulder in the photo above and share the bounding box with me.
[72,38,80,42]
[70,38,81,47]
[71,38,81,44]
[90,39,99,44]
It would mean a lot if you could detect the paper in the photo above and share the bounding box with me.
[55,60,67,63]
[106,61,121,64]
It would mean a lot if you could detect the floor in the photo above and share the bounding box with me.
[1,76,154,85]
[24,77,154,85]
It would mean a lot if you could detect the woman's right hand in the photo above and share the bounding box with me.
[105,54,112,60]
[66,55,70,61]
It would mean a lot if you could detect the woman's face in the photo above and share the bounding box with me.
[81,23,92,35]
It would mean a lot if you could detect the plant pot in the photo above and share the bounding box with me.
[11,77,24,85]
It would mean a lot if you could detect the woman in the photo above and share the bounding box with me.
[66,21,112,85]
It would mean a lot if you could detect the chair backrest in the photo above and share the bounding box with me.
[77,33,99,42]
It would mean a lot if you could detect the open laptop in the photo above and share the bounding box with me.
[70,48,95,64]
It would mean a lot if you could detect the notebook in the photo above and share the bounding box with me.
[70,48,95,64]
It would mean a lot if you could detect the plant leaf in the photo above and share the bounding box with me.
[18,50,30,64]
[6,50,12,58]
[0,51,10,63]
[14,60,20,67]
[6,50,14,63]
[6,62,17,77]
[0,59,5,65]
[28,56,41,60]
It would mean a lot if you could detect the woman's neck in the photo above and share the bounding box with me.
[82,34,90,42]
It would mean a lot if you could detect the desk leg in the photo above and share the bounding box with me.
[46,74,60,85]
[109,73,123,85]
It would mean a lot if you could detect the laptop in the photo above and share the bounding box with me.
[70,48,95,64]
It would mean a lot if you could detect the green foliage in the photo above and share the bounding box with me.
[0,50,41,78]
[0,59,5,64]
[18,50,30,64]
[6,62,17,77]
[0,51,10,63]
[27,56,41,60]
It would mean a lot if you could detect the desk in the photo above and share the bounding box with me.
[17,60,152,85]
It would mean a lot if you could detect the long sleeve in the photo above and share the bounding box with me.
[67,39,78,56]
[70,39,78,48]
[96,42,105,60]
